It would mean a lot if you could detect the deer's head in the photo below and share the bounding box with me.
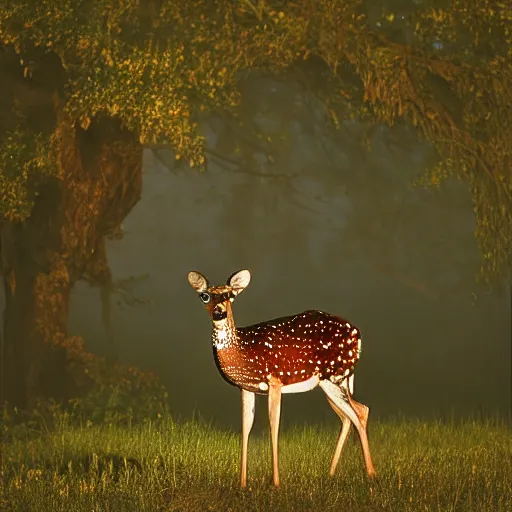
[187,269,251,328]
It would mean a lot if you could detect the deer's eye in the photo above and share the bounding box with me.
[199,292,211,303]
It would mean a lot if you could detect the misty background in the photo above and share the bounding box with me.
[58,72,511,432]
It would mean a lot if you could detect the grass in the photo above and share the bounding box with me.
[1,416,511,511]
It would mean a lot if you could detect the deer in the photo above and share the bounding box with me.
[187,269,376,488]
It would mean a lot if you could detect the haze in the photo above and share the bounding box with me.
[59,74,511,432]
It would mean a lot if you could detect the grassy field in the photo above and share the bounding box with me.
[2,415,511,511]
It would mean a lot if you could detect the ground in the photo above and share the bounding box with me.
[2,415,511,511]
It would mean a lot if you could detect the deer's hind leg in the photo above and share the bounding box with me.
[324,397,352,476]
[320,379,376,478]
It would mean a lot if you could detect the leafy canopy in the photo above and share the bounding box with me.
[0,0,511,281]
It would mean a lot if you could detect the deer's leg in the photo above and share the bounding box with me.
[268,377,282,487]
[240,389,255,488]
[325,396,352,476]
[347,374,355,394]
[319,380,376,478]
[326,376,353,475]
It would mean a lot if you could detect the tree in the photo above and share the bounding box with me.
[0,0,510,409]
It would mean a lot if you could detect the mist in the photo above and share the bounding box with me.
[64,74,510,431]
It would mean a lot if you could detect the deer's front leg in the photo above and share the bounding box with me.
[241,389,255,488]
[268,377,282,487]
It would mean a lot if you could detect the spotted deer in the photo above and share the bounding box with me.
[187,269,376,487]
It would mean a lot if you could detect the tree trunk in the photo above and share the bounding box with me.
[0,47,143,409]
[0,128,142,408]
[1,182,75,408]
[2,262,41,409]
[1,259,74,408]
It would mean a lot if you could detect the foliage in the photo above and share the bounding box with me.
[1,0,312,165]
[0,0,509,281]
[1,354,169,440]
[68,359,169,425]
[373,2,511,281]
[2,417,511,511]
[55,335,169,425]
[0,124,58,222]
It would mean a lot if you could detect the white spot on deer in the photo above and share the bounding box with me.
[259,382,269,391]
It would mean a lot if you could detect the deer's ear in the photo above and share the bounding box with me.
[227,269,251,295]
[188,271,209,292]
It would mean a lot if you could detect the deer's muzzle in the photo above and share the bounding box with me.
[212,304,227,321]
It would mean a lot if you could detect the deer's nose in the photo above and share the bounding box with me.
[212,304,227,321]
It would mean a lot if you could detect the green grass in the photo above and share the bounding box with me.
[2,416,511,511]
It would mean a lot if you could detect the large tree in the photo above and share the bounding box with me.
[0,0,510,409]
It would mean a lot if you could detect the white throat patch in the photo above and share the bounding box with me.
[212,322,235,350]
[215,328,228,349]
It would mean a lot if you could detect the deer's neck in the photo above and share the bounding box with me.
[211,314,239,350]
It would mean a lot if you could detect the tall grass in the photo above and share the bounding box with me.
[2,415,511,511]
